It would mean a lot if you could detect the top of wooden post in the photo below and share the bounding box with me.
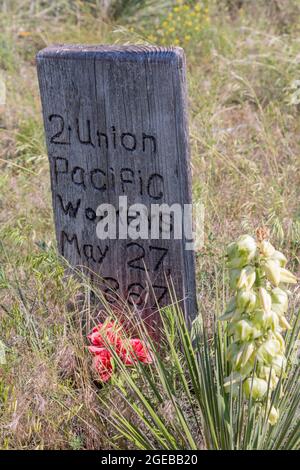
[36,44,185,65]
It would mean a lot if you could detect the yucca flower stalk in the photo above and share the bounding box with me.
[222,234,297,424]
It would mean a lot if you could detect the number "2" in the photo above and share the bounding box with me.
[49,114,70,145]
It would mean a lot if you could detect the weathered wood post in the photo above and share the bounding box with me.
[37,45,196,327]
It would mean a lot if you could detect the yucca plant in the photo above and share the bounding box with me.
[96,235,300,450]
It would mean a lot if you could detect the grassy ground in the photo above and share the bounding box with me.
[0,0,300,449]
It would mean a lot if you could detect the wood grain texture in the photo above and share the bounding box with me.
[37,45,197,325]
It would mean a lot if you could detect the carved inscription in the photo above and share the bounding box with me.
[49,114,157,153]
[52,156,164,199]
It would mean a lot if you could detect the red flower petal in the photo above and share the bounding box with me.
[93,349,113,382]
[130,338,153,364]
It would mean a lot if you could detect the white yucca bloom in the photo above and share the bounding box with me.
[221,234,298,425]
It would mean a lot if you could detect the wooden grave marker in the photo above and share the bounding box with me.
[37,45,196,326]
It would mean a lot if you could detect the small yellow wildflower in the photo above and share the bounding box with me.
[184,35,191,42]
[162,21,168,28]
[174,38,180,45]
[18,31,32,37]
[195,4,201,12]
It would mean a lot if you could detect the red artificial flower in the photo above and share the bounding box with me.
[88,321,122,352]
[88,322,114,346]
[129,338,153,364]
[88,321,153,381]
[92,348,113,382]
